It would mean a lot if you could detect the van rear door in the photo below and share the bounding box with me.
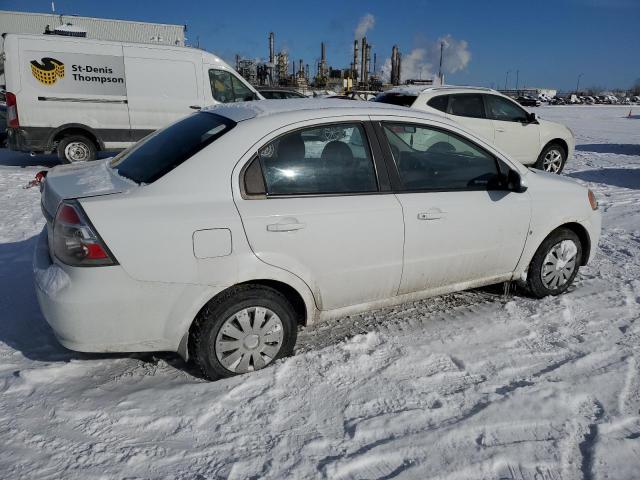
[123,45,203,140]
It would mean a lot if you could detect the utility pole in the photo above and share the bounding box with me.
[576,73,584,94]
[504,70,511,91]
[438,41,444,84]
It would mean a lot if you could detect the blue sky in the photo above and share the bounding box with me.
[5,0,639,90]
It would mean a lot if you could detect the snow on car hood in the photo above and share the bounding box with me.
[41,159,135,219]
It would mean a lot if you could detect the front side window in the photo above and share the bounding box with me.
[382,123,500,191]
[484,94,529,122]
[447,94,486,119]
[258,123,378,195]
[209,69,257,103]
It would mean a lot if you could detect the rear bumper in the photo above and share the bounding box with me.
[33,228,199,353]
[8,127,53,153]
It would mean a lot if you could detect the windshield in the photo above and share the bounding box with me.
[374,92,418,107]
[111,113,235,184]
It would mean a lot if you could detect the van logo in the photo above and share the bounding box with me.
[31,57,65,85]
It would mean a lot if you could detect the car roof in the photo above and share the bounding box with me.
[201,99,450,123]
[384,85,498,96]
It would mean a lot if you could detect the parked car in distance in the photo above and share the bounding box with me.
[34,100,601,380]
[4,33,261,164]
[550,96,566,105]
[516,96,541,107]
[375,86,575,173]
[257,87,307,99]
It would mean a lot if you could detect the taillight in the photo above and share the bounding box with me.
[53,201,117,267]
[6,92,19,128]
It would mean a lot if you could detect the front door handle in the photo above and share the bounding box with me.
[266,219,306,232]
[495,128,505,132]
[189,105,202,110]
[417,209,446,220]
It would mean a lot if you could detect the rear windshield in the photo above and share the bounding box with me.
[374,92,418,107]
[111,112,235,184]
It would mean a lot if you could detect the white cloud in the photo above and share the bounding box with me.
[354,13,375,39]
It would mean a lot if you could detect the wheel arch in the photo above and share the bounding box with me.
[178,279,312,361]
[49,124,104,151]
[542,138,568,157]
[558,222,591,266]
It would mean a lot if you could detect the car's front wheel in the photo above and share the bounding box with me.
[190,285,298,380]
[535,143,566,174]
[526,228,582,298]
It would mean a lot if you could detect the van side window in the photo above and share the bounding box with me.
[427,95,449,113]
[484,94,529,122]
[209,69,257,103]
[257,123,378,196]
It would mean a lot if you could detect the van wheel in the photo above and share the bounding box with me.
[57,135,97,163]
[526,228,582,298]
[190,285,298,380]
[535,143,566,174]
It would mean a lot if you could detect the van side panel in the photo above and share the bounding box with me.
[12,36,131,151]
[123,45,202,134]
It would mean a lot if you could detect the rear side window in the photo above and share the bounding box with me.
[111,113,235,184]
[448,94,486,119]
[374,92,418,107]
[209,69,257,103]
[382,123,500,191]
[257,123,378,195]
[427,95,449,112]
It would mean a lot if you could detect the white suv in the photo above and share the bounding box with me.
[34,100,600,380]
[375,86,575,173]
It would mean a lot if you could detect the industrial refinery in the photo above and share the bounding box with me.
[234,31,412,94]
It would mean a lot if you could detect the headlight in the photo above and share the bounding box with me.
[588,189,598,210]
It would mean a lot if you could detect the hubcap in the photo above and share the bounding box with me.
[64,142,90,163]
[542,149,563,173]
[215,306,284,373]
[541,240,578,290]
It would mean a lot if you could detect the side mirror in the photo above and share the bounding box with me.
[507,169,528,192]
[525,112,537,123]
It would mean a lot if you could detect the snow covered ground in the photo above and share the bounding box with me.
[0,106,638,479]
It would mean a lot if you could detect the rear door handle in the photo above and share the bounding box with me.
[266,219,306,232]
[189,105,202,110]
[495,128,505,132]
[417,209,446,220]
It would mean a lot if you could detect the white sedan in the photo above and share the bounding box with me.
[34,100,601,380]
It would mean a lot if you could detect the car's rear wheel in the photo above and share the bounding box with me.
[57,135,97,164]
[526,228,582,298]
[535,143,566,174]
[190,285,297,380]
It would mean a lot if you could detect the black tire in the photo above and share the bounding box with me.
[56,134,97,164]
[534,142,566,174]
[190,285,298,381]
[526,228,582,298]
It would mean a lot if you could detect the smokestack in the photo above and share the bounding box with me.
[353,40,359,82]
[373,52,377,74]
[365,44,371,85]
[269,32,275,64]
[305,64,309,81]
[321,42,326,63]
[235,54,240,71]
[360,37,366,86]
[391,45,398,85]
[397,52,402,85]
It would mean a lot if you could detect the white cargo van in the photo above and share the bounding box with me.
[2,33,261,162]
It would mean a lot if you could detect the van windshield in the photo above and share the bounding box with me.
[111,112,235,184]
